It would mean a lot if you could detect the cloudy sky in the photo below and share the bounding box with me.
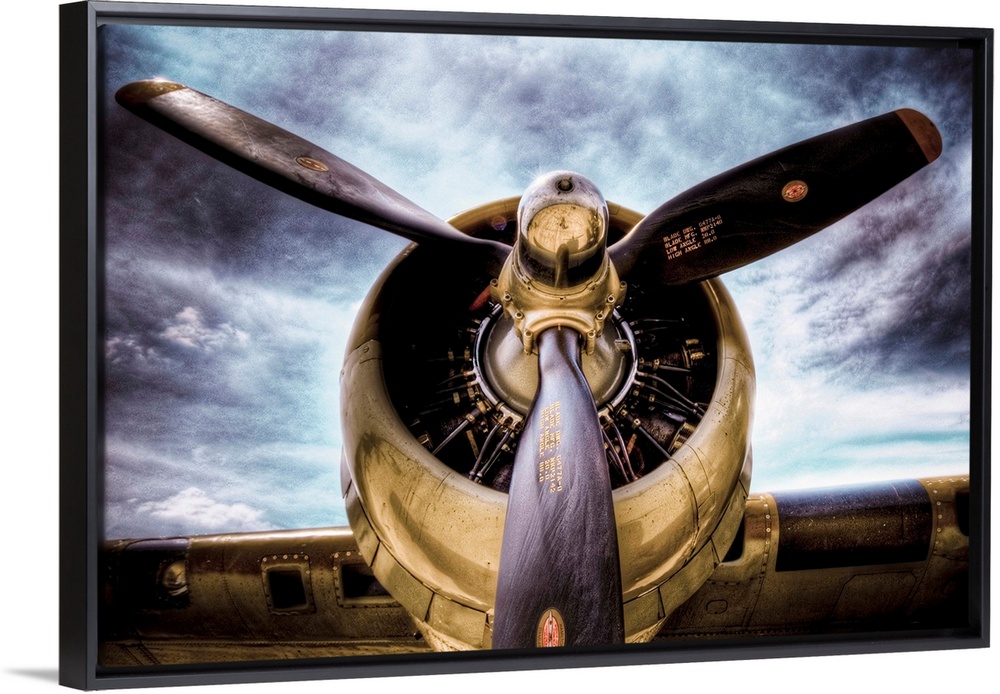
[99,23,974,539]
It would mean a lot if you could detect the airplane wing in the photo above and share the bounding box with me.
[99,526,431,667]
[99,475,969,667]
[656,475,969,640]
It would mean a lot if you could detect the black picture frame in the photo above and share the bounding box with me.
[59,1,992,690]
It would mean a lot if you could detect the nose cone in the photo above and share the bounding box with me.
[516,172,610,288]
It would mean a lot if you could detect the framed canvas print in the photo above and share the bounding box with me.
[59,1,991,689]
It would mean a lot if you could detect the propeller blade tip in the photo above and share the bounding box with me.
[895,108,943,163]
[115,79,188,108]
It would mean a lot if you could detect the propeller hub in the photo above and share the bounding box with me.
[515,171,609,289]
[492,172,626,354]
[472,306,637,421]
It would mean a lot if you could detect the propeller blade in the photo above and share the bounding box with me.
[609,109,942,284]
[115,80,509,271]
[492,327,623,648]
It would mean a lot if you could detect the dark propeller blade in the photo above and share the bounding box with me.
[492,327,623,649]
[115,80,510,272]
[609,109,942,284]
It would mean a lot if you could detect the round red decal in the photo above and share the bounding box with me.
[781,180,809,202]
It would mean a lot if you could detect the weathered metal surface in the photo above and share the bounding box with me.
[340,201,754,648]
[99,477,968,665]
[100,527,419,663]
[771,479,933,571]
[658,476,969,639]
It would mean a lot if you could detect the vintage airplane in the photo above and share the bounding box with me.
[100,79,969,666]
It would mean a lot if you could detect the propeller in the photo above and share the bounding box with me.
[114,80,510,273]
[115,84,941,647]
[609,108,942,284]
[492,327,623,648]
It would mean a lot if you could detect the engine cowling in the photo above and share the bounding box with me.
[340,198,754,649]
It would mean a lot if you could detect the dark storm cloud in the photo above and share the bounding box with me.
[101,27,415,536]
[100,24,975,534]
[773,132,973,381]
[796,178,972,378]
[716,41,974,385]
[779,45,975,140]
[874,236,972,368]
